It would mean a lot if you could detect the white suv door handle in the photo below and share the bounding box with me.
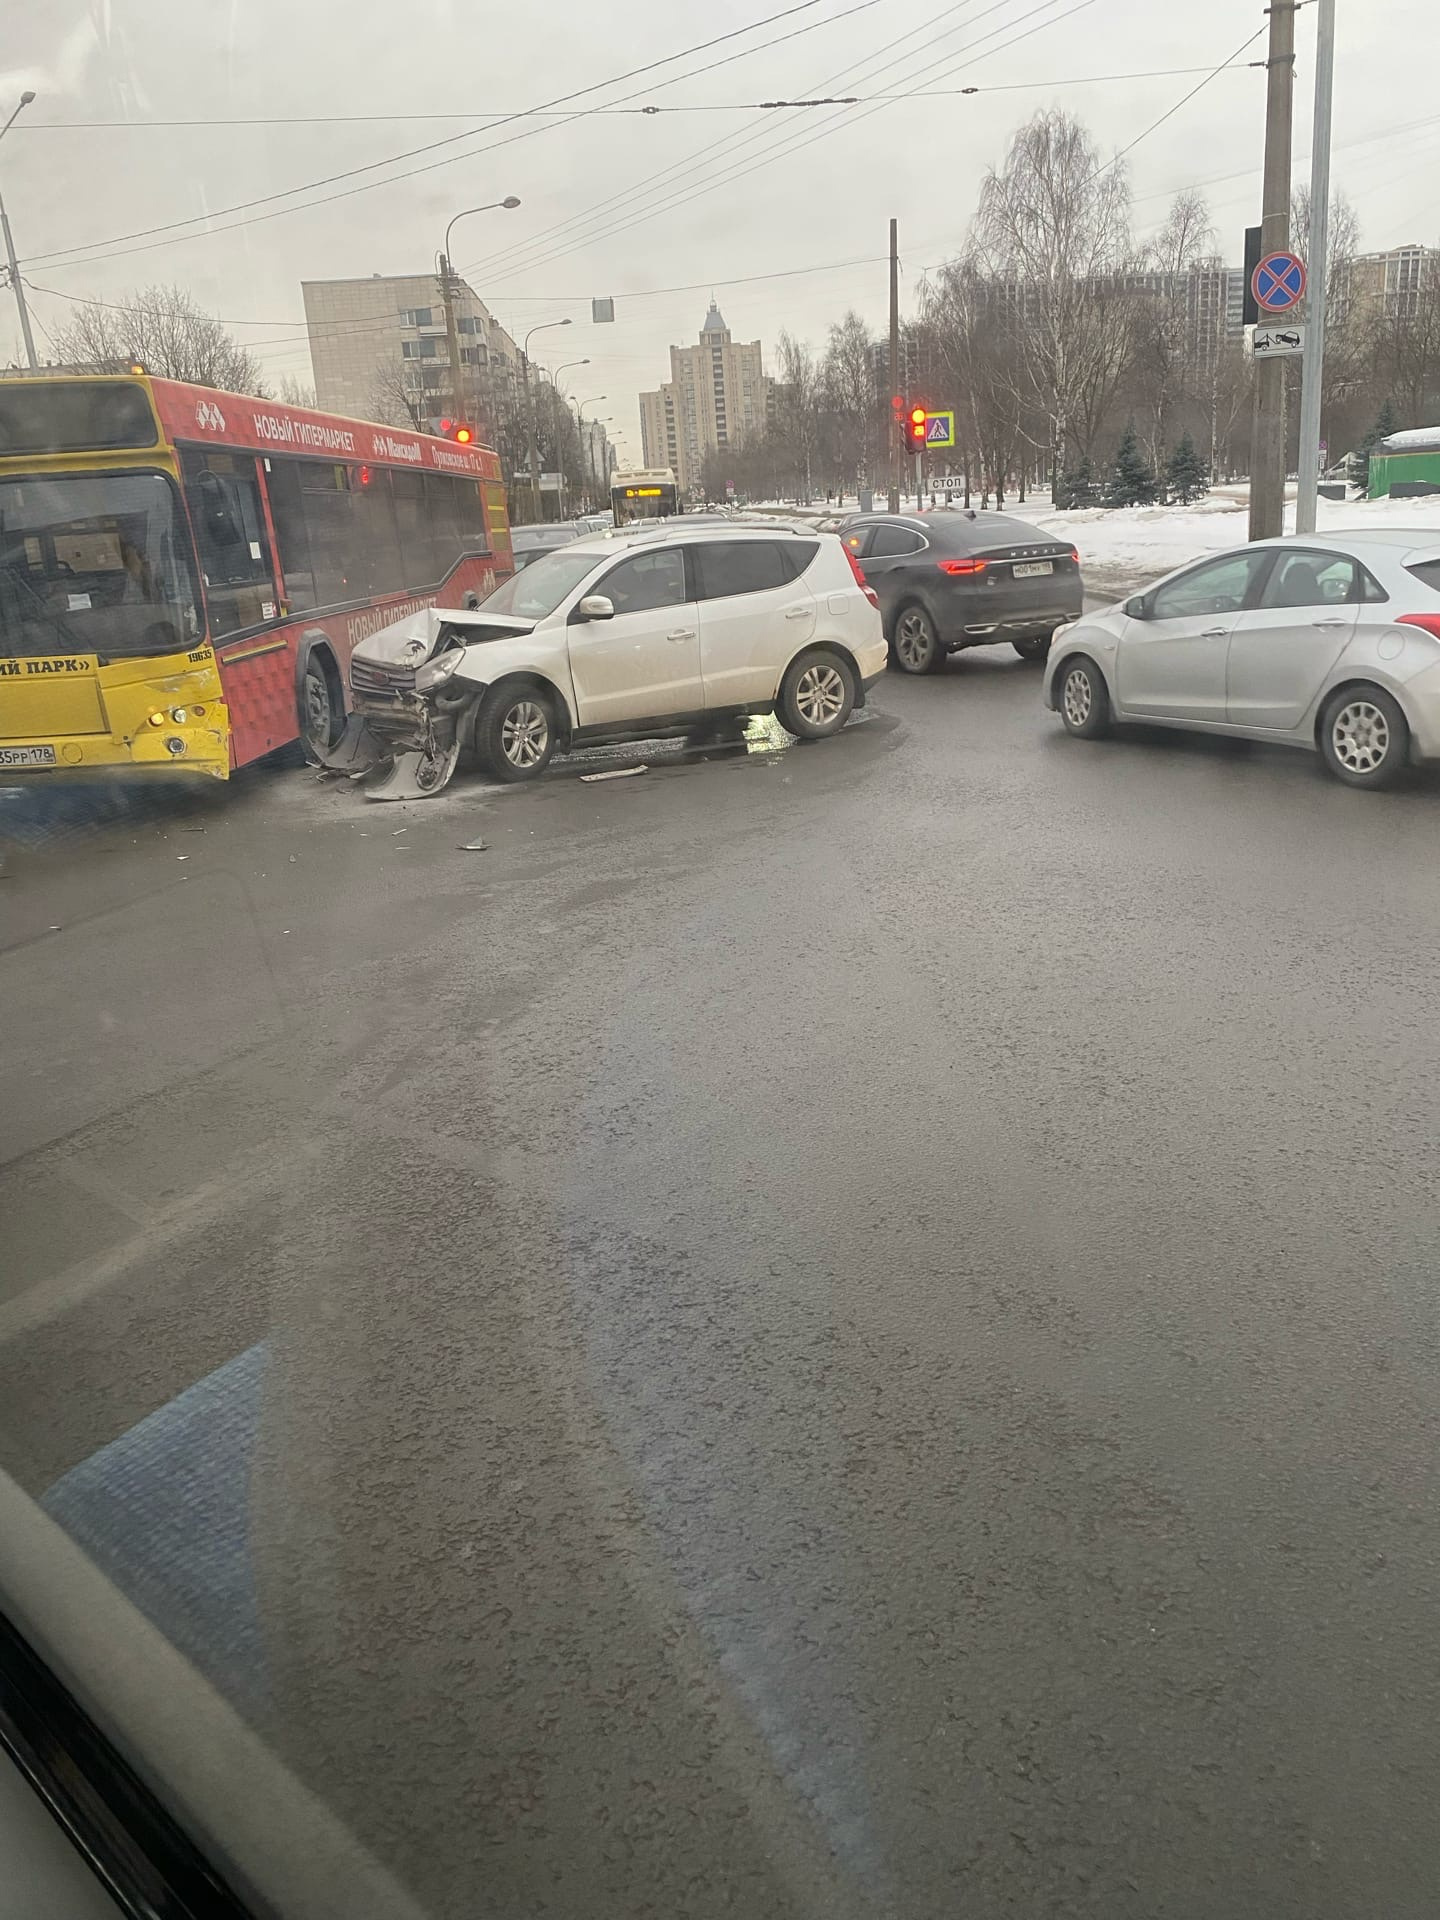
[667,628,695,641]
[784,605,810,620]
[1200,626,1228,638]
[1312,617,1348,628]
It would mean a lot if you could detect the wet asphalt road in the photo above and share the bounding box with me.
[4,645,1440,1920]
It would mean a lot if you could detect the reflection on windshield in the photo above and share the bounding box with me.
[480,545,598,619]
[0,471,201,659]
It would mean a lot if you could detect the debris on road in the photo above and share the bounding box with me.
[458,839,488,852]
[580,765,648,783]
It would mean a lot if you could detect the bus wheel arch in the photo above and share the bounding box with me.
[295,633,345,754]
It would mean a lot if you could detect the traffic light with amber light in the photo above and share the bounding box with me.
[908,406,928,448]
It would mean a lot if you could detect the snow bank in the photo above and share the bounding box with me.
[1025,489,1440,588]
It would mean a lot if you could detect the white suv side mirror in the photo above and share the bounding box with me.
[576,594,615,622]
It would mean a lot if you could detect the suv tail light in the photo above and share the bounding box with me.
[938,558,988,576]
[1397,612,1440,640]
[843,540,880,608]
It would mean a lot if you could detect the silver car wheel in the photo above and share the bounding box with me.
[895,609,936,670]
[1331,699,1390,774]
[501,699,549,769]
[795,662,846,728]
[1063,665,1092,728]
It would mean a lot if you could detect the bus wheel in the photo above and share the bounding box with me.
[300,654,343,754]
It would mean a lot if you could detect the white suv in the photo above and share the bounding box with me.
[348,521,885,787]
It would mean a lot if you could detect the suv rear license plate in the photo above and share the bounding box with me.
[0,744,57,768]
[1013,560,1053,578]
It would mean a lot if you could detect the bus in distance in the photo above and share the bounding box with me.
[610,467,680,525]
[0,374,513,782]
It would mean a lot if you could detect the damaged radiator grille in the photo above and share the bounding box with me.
[350,659,417,698]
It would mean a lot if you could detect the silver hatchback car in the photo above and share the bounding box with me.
[1045,530,1440,787]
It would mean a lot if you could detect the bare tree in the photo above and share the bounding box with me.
[820,310,879,495]
[919,263,1024,505]
[369,354,423,430]
[774,330,821,501]
[276,375,317,408]
[51,284,267,392]
[969,110,1137,471]
[1135,190,1217,472]
[1291,187,1368,451]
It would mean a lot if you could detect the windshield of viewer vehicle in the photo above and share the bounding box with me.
[3,3,1440,1919]
[0,472,200,658]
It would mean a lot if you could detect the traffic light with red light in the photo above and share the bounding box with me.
[908,405,928,447]
[428,417,476,444]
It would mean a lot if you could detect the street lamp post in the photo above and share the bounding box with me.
[0,92,38,371]
[576,395,607,510]
[523,317,572,521]
[437,196,518,434]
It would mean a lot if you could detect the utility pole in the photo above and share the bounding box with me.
[1248,0,1297,543]
[439,253,465,428]
[524,355,541,522]
[888,218,900,514]
[0,91,38,371]
[1294,0,1335,536]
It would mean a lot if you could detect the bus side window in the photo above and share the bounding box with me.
[264,457,318,613]
[421,474,467,586]
[390,471,427,584]
[180,449,277,637]
[353,467,405,598]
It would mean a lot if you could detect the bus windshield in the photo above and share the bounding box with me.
[0,471,202,660]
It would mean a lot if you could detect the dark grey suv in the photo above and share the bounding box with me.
[844,511,1084,674]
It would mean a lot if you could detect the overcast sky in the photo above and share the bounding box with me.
[2,0,1434,455]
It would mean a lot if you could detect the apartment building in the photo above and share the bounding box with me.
[638,302,772,490]
[1345,245,1437,321]
[301,273,521,433]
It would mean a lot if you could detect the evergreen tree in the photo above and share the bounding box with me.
[1348,398,1400,494]
[1055,452,1096,509]
[1165,429,1209,504]
[1104,421,1157,508]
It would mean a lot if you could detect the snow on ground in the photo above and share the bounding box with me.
[1028,488,1440,591]
[755,486,1440,592]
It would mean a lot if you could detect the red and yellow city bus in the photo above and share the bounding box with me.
[0,374,512,780]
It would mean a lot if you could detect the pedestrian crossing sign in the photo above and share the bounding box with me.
[924,410,955,448]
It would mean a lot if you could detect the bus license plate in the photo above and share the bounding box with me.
[0,744,57,767]
[1013,561,1053,578]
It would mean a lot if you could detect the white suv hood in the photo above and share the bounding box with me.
[352,605,536,670]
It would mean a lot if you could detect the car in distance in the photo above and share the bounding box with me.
[841,510,1083,674]
[1045,531,1440,789]
[348,522,885,787]
[510,521,583,570]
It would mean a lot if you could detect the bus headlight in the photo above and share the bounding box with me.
[148,710,166,726]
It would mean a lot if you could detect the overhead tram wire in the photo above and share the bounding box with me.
[466,0,1092,289]
[15,0,866,274]
[470,0,1092,291]
[16,68,1263,129]
[21,254,892,354]
[460,0,991,288]
[463,0,1030,287]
